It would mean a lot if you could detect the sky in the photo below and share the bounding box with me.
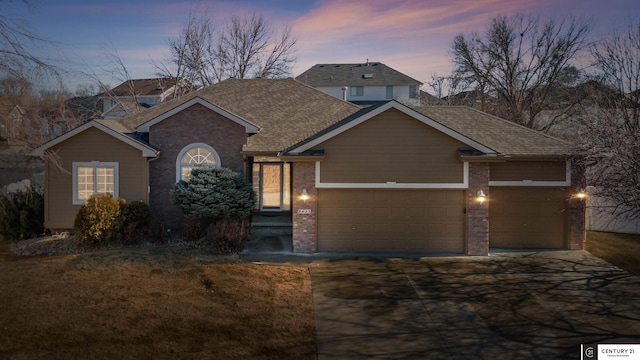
[4,0,640,92]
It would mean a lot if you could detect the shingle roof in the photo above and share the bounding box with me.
[118,78,362,153]
[104,78,178,97]
[412,105,574,157]
[109,79,572,158]
[296,62,422,87]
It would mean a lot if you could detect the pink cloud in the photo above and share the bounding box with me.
[290,0,561,80]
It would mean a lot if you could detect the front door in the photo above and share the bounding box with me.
[260,163,283,211]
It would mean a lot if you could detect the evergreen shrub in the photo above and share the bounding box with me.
[0,185,44,241]
[172,167,255,221]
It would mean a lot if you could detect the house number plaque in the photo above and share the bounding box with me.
[297,209,312,214]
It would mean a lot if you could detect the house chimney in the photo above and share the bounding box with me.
[342,86,348,101]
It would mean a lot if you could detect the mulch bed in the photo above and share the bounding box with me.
[10,235,82,256]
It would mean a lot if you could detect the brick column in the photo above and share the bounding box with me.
[466,162,490,256]
[291,162,317,253]
[568,161,586,250]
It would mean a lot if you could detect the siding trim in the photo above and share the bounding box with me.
[489,160,571,187]
[315,161,469,189]
[288,101,497,155]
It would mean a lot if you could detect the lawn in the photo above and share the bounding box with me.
[586,230,640,276]
[0,241,316,360]
[1,230,636,359]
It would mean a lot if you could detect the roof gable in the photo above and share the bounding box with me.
[296,62,423,87]
[31,120,158,157]
[119,78,362,153]
[285,101,496,155]
[135,97,259,133]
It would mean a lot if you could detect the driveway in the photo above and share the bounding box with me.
[309,251,640,359]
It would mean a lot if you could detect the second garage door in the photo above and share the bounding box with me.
[317,189,465,253]
[489,187,567,249]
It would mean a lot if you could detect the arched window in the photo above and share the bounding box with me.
[176,143,221,182]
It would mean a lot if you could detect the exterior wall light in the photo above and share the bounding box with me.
[300,188,309,202]
[574,189,587,200]
[476,189,487,204]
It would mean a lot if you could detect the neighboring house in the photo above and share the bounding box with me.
[32,78,585,255]
[100,78,189,119]
[0,102,26,146]
[296,61,423,105]
[0,102,42,188]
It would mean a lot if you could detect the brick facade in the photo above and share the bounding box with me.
[466,162,490,256]
[148,103,247,228]
[291,162,317,253]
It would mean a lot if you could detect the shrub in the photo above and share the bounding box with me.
[172,167,255,222]
[206,219,250,254]
[119,201,152,245]
[73,194,124,247]
[182,220,205,242]
[0,185,44,241]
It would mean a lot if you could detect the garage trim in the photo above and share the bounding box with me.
[314,161,469,189]
[489,161,571,187]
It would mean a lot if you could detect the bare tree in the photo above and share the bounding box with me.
[450,14,590,131]
[576,21,640,220]
[0,0,61,84]
[157,11,297,86]
[427,74,472,104]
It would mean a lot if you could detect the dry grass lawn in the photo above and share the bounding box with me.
[0,241,316,360]
[586,230,640,276]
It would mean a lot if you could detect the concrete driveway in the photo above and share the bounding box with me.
[310,251,640,359]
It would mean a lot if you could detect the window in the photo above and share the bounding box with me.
[349,86,364,97]
[72,162,118,204]
[409,85,418,99]
[386,86,393,99]
[176,143,220,182]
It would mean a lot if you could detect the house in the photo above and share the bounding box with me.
[0,102,26,146]
[100,78,191,119]
[296,61,423,105]
[32,78,585,255]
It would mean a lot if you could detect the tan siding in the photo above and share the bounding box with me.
[490,161,566,182]
[45,127,149,229]
[319,108,466,183]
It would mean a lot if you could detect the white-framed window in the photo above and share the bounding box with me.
[176,143,221,182]
[386,86,393,99]
[409,85,418,99]
[72,161,119,205]
[350,86,364,97]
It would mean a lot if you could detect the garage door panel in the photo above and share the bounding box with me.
[490,187,566,249]
[318,189,464,253]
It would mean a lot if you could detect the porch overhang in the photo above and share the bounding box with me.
[278,149,325,162]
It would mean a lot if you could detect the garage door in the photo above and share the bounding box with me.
[490,187,567,249]
[317,189,464,253]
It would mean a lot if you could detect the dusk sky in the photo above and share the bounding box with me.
[5,0,640,91]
